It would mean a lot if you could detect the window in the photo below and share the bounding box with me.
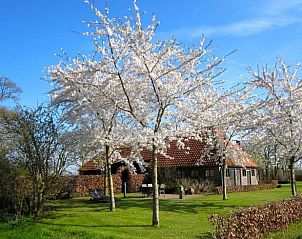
[226,169,230,177]
[251,169,255,176]
[191,169,199,178]
[206,169,215,177]
[177,169,185,178]
[243,169,247,177]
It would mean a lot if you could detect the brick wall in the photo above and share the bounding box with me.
[57,173,146,198]
[127,174,146,192]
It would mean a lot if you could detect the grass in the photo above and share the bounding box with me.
[265,220,302,239]
[1,183,302,239]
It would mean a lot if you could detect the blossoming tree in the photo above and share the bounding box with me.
[49,51,137,211]
[189,86,253,200]
[49,0,228,225]
[248,58,302,196]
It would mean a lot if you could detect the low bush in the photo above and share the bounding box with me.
[278,180,290,184]
[178,178,214,193]
[213,181,278,194]
[48,176,76,199]
[164,180,179,193]
[296,170,302,181]
[0,158,32,220]
[209,194,302,239]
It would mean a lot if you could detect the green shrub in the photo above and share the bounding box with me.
[165,180,179,193]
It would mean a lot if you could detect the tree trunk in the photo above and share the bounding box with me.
[274,164,278,178]
[289,159,297,196]
[36,191,44,215]
[222,156,227,200]
[32,181,38,213]
[151,144,159,227]
[103,166,108,196]
[106,145,116,211]
[32,175,45,215]
[265,164,269,180]
[108,167,115,211]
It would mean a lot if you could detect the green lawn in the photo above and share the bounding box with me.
[1,183,302,239]
[265,220,302,239]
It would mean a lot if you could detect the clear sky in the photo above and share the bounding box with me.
[1,0,302,107]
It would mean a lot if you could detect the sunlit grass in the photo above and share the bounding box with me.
[1,183,302,239]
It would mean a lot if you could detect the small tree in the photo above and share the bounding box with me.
[3,106,70,214]
[0,77,22,102]
[248,58,302,196]
[244,131,285,180]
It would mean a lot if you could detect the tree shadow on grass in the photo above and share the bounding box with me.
[48,198,106,209]
[48,196,240,217]
[161,200,238,213]
[40,221,152,228]
[117,198,239,215]
[194,232,214,239]
[122,194,145,199]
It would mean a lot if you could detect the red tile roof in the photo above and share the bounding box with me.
[226,143,258,168]
[79,148,152,172]
[157,140,207,167]
[154,139,257,168]
[79,139,257,172]
[79,159,102,171]
[78,154,106,171]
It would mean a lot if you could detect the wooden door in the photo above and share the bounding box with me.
[247,170,252,185]
[236,169,241,186]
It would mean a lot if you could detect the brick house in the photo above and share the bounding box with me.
[153,139,258,187]
[79,138,258,188]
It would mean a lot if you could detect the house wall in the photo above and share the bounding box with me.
[203,167,222,186]
[159,166,222,187]
[240,168,258,186]
[241,172,248,185]
[158,166,259,188]
[226,168,258,186]
[251,170,258,185]
[226,174,233,187]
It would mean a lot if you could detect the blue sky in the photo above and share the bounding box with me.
[1,0,302,107]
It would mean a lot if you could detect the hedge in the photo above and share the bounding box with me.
[213,181,278,194]
[209,194,302,239]
[51,174,146,199]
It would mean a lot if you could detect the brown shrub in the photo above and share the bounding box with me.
[178,178,214,193]
[209,195,302,239]
[213,181,278,194]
